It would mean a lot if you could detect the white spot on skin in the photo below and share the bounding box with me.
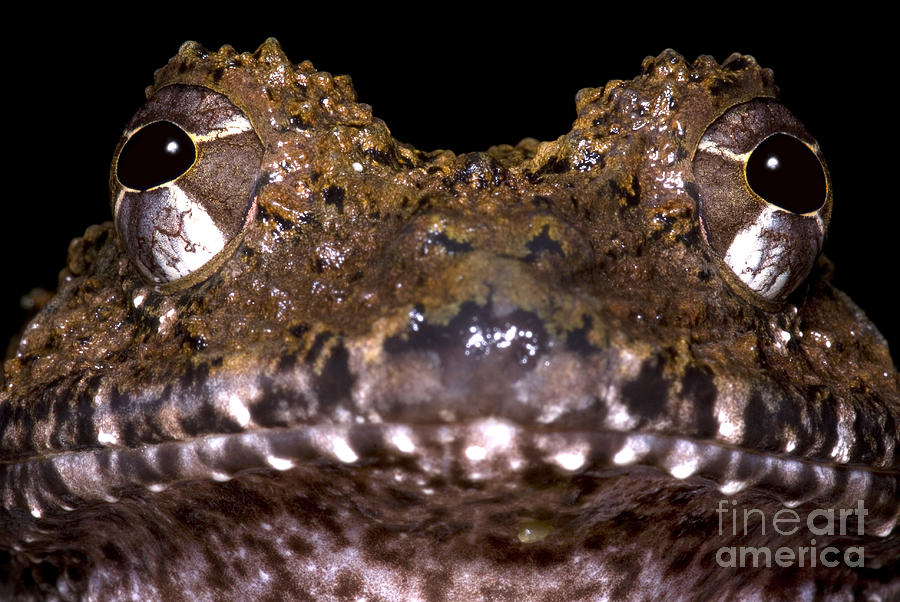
[536,401,565,424]
[227,395,251,427]
[482,420,514,448]
[554,450,586,471]
[465,445,487,461]
[610,408,634,430]
[147,484,167,493]
[132,293,145,308]
[719,480,747,494]
[211,472,231,482]
[390,431,415,454]
[351,162,363,172]
[266,455,295,471]
[613,437,650,465]
[462,419,518,465]
[158,307,177,329]
[97,429,118,445]
[613,445,636,465]
[830,407,855,464]
[718,417,738,439]
[669,460,699,479]
[332,437,358,463]
[30,507,41,518]
[830,442,850,463]
[876,516,898,537]
[666,440,700,479]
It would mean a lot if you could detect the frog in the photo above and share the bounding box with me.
[1,38,898,601]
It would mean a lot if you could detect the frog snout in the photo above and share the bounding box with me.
[382,208,594,283]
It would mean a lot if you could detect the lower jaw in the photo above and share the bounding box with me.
[3,448,897,601]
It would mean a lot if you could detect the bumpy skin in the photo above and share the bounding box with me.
[1,40,898,600]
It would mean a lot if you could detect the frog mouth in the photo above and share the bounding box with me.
[2,302,898,540]
[4,416,898,539]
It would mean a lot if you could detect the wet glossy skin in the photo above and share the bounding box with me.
[1,40,898,600]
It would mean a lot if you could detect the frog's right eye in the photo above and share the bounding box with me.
[691,99,832,309]
[110,84,263,288]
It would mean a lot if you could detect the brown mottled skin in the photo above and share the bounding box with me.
[1,40,898,600]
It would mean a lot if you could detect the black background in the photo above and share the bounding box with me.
[5,16,898,367]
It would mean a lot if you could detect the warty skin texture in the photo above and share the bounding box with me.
[1,40,898,600]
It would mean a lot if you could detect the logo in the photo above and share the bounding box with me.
[715,499,867,568]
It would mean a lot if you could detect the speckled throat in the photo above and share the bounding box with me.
[1,40,899,601]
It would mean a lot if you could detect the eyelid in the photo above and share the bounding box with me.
[110,85,264,288]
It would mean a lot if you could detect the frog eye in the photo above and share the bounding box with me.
[110,84,263,286]
[116,121,196,190]
[691,99,832,307]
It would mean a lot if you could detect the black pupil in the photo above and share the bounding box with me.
[746,133,826,214]
[117,121,196,191]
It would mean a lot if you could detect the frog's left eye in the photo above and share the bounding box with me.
[691,99,832,308]
[110,84,263,287]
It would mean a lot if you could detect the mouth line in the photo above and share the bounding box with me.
[4,419,897,536]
